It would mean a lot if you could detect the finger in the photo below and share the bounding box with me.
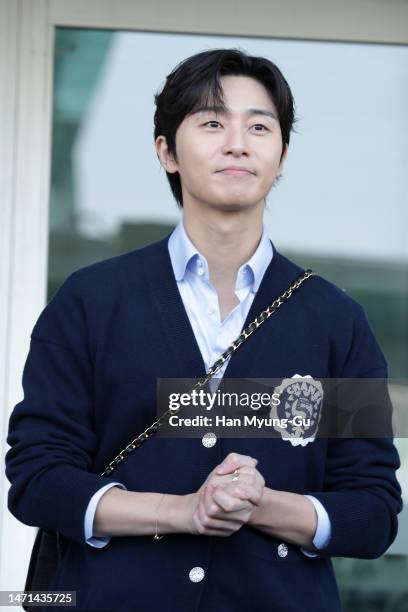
[228,483,259,504]
[220,481,264,508]
[199,485,226,523]
[214,466,266,499]
[200,486,241,532]
[240,470,265,493]
[212,485,250,513]
[206,473,253,491]
[203,484,223,516]
[216,453,258,475]
[207,468,264,496]
[197,486,210,527]
[204,469,258,498]
[205,483,255,516]
[205,478,252,515]
[216,453,257,473]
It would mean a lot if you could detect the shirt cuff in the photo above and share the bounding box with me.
[300,494,332,558]
[84,482,127,548]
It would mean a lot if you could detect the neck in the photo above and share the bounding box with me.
[182,204,264,285]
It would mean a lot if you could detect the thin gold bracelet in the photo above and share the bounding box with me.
[153,493,166,540]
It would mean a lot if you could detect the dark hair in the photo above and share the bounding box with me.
[154,48,298,208]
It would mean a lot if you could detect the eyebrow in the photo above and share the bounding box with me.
[191,104,278,121]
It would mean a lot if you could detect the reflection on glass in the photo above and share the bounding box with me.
[333,556,408,612]
[50,28,178,299]
[50,27,408,605]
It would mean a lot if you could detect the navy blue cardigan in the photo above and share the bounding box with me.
[5,235,403,612]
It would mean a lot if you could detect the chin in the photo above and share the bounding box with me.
[210,200,255,213]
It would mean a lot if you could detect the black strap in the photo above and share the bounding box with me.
[101,269,315,476]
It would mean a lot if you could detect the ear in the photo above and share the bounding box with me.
[277,143,289,176]
[155,135,179,174]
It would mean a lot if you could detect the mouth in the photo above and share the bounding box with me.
[217,169,254,176]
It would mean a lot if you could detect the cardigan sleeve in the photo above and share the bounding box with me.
[300,495,332,557]
[305,301,403,559]
[4,272,127,545]
[84,483,127,548]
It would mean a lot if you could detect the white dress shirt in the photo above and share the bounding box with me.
[84,219,331,555]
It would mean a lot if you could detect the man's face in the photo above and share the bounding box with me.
[156,74,288,212]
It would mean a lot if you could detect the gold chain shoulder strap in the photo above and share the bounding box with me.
[101,269,315,476]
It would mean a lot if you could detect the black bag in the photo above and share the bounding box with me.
[23,530,68,611]
[22,269,314,607]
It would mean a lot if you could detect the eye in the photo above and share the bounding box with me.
[202,121,269,132]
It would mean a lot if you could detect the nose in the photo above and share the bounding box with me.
[221,125,249,156]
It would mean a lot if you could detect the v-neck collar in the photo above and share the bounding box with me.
[140,233,306,380]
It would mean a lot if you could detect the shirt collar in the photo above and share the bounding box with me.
[168,217,273,293]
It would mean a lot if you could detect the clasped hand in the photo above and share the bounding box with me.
[185,452,265,537]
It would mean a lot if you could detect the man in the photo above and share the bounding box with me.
[5,48,402,611]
